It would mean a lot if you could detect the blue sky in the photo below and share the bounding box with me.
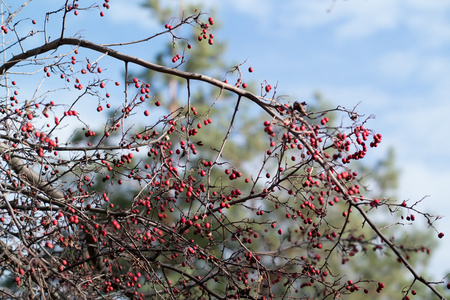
[30,0,450,280]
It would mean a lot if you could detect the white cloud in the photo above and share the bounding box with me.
[261,0,401,39]
[398,162,448,207]
[238,0,450,47]
[419,56,450,84]
[332,0,400,39]
[108,1,158,29]
[375,51,450,86]
[294,84,394,113]
[107,0,221,33]
[375,51,420,82]
[219,0,271,18]
[397,160,450,278]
